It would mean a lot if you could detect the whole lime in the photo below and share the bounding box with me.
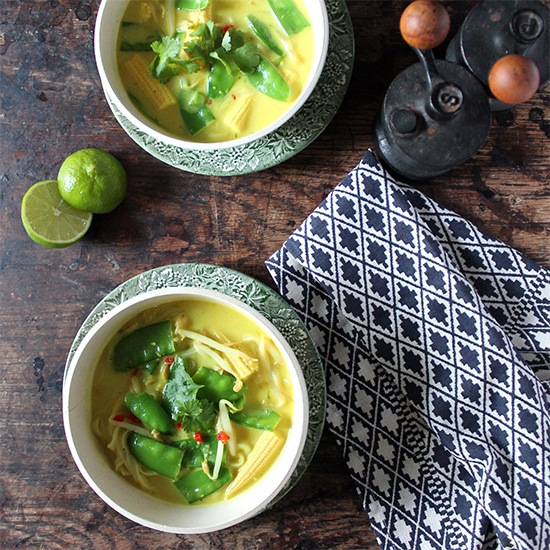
[57,148,127,214]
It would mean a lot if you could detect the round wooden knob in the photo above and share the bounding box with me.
[400,0,451,50]
[488,54,540,105]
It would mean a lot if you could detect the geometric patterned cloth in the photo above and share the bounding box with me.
[266,150,550,550]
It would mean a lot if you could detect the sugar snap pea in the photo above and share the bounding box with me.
[246,15,284,56]
[267,0,310,36]
[176,434,222,468]
[119,22,160,52]
[127,432,183,479]
[230,407,281,431]
[207,59,237,100]
[176,0,210,9]
[112,320,175,371]
[124,392,174,434]
[247,55,290,101]
[193,366,246,403]
[142,358,160,374]
[173,466,232,503]
[178,88,215,135]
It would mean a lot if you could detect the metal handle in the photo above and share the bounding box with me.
[400,1,463,120]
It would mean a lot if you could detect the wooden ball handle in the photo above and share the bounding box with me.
[400,0,451,50]
[488,54,540,105]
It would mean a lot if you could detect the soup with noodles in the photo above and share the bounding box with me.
[91,298,295,505]
[116,0,315,142]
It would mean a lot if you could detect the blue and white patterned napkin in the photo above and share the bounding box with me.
[266,151,550,550]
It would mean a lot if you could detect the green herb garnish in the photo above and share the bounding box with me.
[149,21,260,85]
[150,36,201,83]
[162,355,217,433]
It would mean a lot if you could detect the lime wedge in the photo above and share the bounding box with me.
[21,180,93,248]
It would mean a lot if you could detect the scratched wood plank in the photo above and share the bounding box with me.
[0,1,548,548]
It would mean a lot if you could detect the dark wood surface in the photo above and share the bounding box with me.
[1,1,549,548]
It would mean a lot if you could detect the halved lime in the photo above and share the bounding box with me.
[21,180,93,248]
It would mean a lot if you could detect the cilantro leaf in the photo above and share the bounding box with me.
[162,355,217,434]
[220,28,233,52]
[171,57,202,73]
[150,36,181,83]
[177,399,217,433]
[185,21,223,62]
[151,35,180,58]
[231,42,260,74]
[150,21,260,85]
[214,28,258,75]
[162,355,203,418]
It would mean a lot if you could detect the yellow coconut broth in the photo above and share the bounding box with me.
[91,298,295,504]
[117,0,315,142]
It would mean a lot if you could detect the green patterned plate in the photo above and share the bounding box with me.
[105,0,354,175]
[65,263,325,507]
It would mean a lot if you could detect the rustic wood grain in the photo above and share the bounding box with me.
[1,1,549,548]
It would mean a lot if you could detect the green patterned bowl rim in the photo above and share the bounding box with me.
[105,0,355,175]
[65,262,326,511]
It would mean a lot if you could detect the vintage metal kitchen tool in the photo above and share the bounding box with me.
[374,0,549,180]
[446,0,549,110]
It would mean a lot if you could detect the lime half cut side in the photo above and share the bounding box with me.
[21,180,93,248]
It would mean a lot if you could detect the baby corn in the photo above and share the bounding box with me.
[125,54,177,111]
[211,330,258,380]
[187,3,212,26]
[223,95,253,134]
[137,1,153,22]
[225,431,283,499]
[281,69,298,88]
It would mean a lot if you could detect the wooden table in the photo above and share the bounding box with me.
[1,1,548,547]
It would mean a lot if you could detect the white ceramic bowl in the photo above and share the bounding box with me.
[94,0,329,151]
[63,287,309,533]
